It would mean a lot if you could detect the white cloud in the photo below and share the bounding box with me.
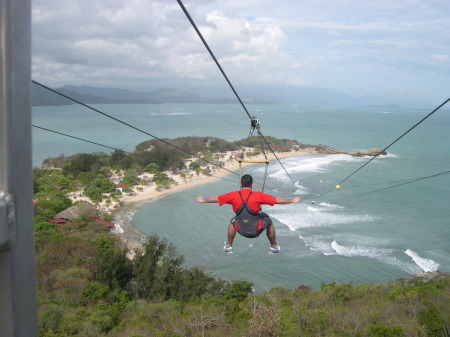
[32,0,450,103]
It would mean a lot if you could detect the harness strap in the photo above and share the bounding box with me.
[235,191,259,216]
[234,191,263,234]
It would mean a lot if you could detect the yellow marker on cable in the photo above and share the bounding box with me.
[335,185,341,189]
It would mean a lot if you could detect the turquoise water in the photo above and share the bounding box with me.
[33,103,450,291]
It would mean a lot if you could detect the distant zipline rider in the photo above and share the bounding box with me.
[250,116,260,131]
[196,174,301,254]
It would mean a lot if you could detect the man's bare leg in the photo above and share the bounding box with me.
[266,224,278,247]
[227,222,236,247]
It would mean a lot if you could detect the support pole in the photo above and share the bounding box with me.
[0,0,38,335]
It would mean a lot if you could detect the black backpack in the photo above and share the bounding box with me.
[233,191,263,238]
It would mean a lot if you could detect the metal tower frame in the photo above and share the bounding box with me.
[0,0,38,335]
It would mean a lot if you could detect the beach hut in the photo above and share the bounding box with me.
[54,201,97,220]
[115,182,126,192]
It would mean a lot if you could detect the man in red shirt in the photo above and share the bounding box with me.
[196,174,301,253]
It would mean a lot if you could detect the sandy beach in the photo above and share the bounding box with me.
[122,148,316,203]
[113,148,317,258]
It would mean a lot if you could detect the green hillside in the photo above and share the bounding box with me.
[35,222,449,337]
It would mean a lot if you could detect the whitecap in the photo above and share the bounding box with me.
[293,184,309,195]
[331,240,388,258]
[317,202,344,210]
[405,249,440,272]
[384,153,399,158]
[299,235,336,255]
[269,154,362,181]
[270,207,374,230]
[331,240,420,274]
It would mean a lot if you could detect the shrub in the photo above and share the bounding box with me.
[367,322,406,337]
[246,305,281,337]
[84,282,110,302]
[223,280,254,302]
[418,306,446,337]
[34,221,58,232]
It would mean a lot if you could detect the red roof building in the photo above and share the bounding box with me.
[48,219,69,225]
[88,214,115,229]
[115,183,126,191]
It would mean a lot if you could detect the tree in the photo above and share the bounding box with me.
[189,160,202,171]
[130,235,224,302]
[33,192,72,219]
[223,280,254,302]
[109,149,126,167]
[63,153,101,177]
[152,172,172,189]
[83,175,116,202]
[246,305,281,337]
[186,297,227,337]
[97,246,133,291]
[177,267,224,301]
[145,162,160,174]
[122,169,140,187]
[131,235,170,299]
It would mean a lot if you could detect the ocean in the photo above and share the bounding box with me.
[32,102,450,291]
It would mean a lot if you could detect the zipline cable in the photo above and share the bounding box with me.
[257,129,297,186]
[328,170,450,201]
[177,0,297,187]
[320,97,450,197]
[177,0,251,121]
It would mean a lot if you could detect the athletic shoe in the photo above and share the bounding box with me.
[223,242,233,253]
[269,244,281,254]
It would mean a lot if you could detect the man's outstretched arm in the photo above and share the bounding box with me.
[196,196,219,203]
[275,196,301,204]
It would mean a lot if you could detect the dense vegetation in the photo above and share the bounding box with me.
[35,223,450,336]
[41,136,300,172]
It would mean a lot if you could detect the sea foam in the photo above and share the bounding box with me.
[269,154,362,181]
[405,249,440,272]
[271,202,374,231]
[330,240,421,274]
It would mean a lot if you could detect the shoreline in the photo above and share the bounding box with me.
[113,148,318,258]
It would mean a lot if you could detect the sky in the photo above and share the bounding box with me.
[32,0,450,105]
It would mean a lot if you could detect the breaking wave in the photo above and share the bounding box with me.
[405,249,440,272]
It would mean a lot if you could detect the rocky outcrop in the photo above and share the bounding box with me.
[314,145,387,157]
[350,148,388,157]
[415,271,443,280]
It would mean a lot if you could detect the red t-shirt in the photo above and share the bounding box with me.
[218,189,276,212]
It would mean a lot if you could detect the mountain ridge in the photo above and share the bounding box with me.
[32,84,434,108]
